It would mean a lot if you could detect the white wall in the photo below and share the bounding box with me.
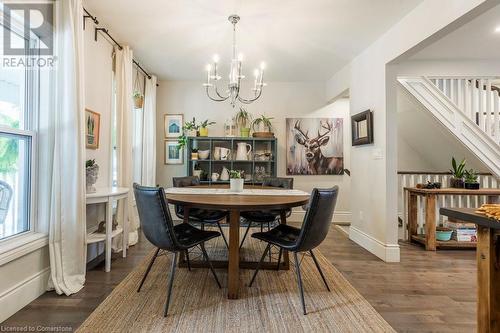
[325,0,490,262]
[155,81,352,222]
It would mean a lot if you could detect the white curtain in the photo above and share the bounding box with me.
[115,46,139,246]
[141,75,157,186]
[45,0,86,295]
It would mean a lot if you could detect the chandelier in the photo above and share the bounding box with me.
[204,14,266,107]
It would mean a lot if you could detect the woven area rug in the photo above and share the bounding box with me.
[77,230,395,333]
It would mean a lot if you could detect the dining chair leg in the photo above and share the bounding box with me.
[137,247,161,292]
[277,248,283,271]
[309,250,330,292]
[239,222,252,249]
[294,252,307,315]
[164,252,178,317]
[216,221,229,249]
[200,243,222,289]
[185,250,191,271]
[249,243,271,287]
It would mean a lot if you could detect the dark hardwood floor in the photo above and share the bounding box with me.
[1,226,476,332]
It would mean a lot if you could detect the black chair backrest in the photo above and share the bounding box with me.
[133,183,180,252]
[173,176,200,187]
[262,177,294,189]
[294,186,339,252]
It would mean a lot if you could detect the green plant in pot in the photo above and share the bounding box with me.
[184,117,199,137]
[199,119,216,137]
[251,115,274,138]
[235,107,252,137]
[133,91,144,109]
[449,157,466,188]
[229,169,244,192]
[85,159,99,193]
[464,168,480,190]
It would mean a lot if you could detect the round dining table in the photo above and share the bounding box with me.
[165,185,310,299]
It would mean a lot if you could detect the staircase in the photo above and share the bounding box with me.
[398,76,500,177]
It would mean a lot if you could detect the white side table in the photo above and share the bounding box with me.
[86,187,129,272]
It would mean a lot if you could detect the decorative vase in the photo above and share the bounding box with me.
[449,177,464,188]
[199,127,209,137]
[191,152,199,160]
[220,166,230,181]
[186,129,197,137]
[86,164,99,193]
[193,169,202,179]
[134,96,144,109]
[240,127,250,137]
[230,178,244,192]
[464,182,480,190]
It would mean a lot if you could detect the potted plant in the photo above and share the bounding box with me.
[252,115,274,138]
[85,159,99,193]
[449,157,466,188]
[464,169,480,190]
[229,170,244,192]
[199,119,216,137]
[133,91,144,109]
[436,226,453,241]
[235,107,252,137]
[191,148,199,160]
[184,117,199,137]
[193,163,202,178]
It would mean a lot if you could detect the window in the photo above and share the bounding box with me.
[0,14,38,241]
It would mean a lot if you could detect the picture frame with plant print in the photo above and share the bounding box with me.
[164,140,183,164]
[85,109,100,149]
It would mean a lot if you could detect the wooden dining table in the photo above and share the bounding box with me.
[165,185,310,299]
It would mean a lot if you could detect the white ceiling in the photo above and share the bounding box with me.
[410,3,500,60]
[84,0,421,81]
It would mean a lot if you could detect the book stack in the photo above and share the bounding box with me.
[444,221,477,242]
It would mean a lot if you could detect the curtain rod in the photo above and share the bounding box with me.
[83,7,159,86]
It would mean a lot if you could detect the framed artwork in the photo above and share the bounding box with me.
[351,110,373,146]
[164,114,183,138]
[286,118,344,175]
[85,109,100,149]
[164,140,183,164]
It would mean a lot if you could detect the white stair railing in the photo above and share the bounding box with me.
[429,76,500,145]
[398,171,499,241]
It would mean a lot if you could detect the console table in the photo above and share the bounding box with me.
[405,187,500,250]
[440,208,500,333]
[86,187,129,272]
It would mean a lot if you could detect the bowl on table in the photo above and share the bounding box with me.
[198,150,210,160]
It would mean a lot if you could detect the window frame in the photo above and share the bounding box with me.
[0,7,45,261]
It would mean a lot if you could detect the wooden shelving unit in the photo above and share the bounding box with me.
[411,234,476,249]
[186,136,277,185]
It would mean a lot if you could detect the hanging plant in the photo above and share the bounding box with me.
[133,91,144,109]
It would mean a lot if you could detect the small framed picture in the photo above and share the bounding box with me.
[164,114,183,138]
[164,140,183,164]
[351,110,373,146]
[85,109,100,149]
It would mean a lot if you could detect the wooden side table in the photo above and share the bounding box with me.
[405,187,500,250]
[86,187,129,272]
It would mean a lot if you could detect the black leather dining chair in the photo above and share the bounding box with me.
[172,176,229,248]
[248,186,339,315]
[239,177,294,248]
[133,183,222,317]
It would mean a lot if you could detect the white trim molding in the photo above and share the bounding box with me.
[0,233,48,266]
[349,226,400,262]
[0,267,50,322]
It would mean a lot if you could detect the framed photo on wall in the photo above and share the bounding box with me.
[164,114,184,138]
[351,110,373,146]
[85,109,100,149]
[164,140,183,164]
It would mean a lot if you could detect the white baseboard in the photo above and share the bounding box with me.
[289,210,351,224]
[349,226,400,262]
[0,267,50,322]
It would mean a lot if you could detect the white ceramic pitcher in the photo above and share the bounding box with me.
[235,142,252,161]
[220,166,230,181]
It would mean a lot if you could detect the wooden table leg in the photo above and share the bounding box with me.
[280,211,290,270]
[425,194,437,251]
[476,226,500,333]
[105,200,112,272]
[408,193,418,241]
[228,209,240,299]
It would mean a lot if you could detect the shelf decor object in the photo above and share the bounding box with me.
[351,110,373,146]
[203,14,267,107]
[186,136,277,185]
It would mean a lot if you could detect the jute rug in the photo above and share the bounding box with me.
[77,229,395,333]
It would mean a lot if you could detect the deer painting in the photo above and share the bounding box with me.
[287,119,344,175]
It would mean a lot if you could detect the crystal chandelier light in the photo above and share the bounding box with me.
[204,14,266,107]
